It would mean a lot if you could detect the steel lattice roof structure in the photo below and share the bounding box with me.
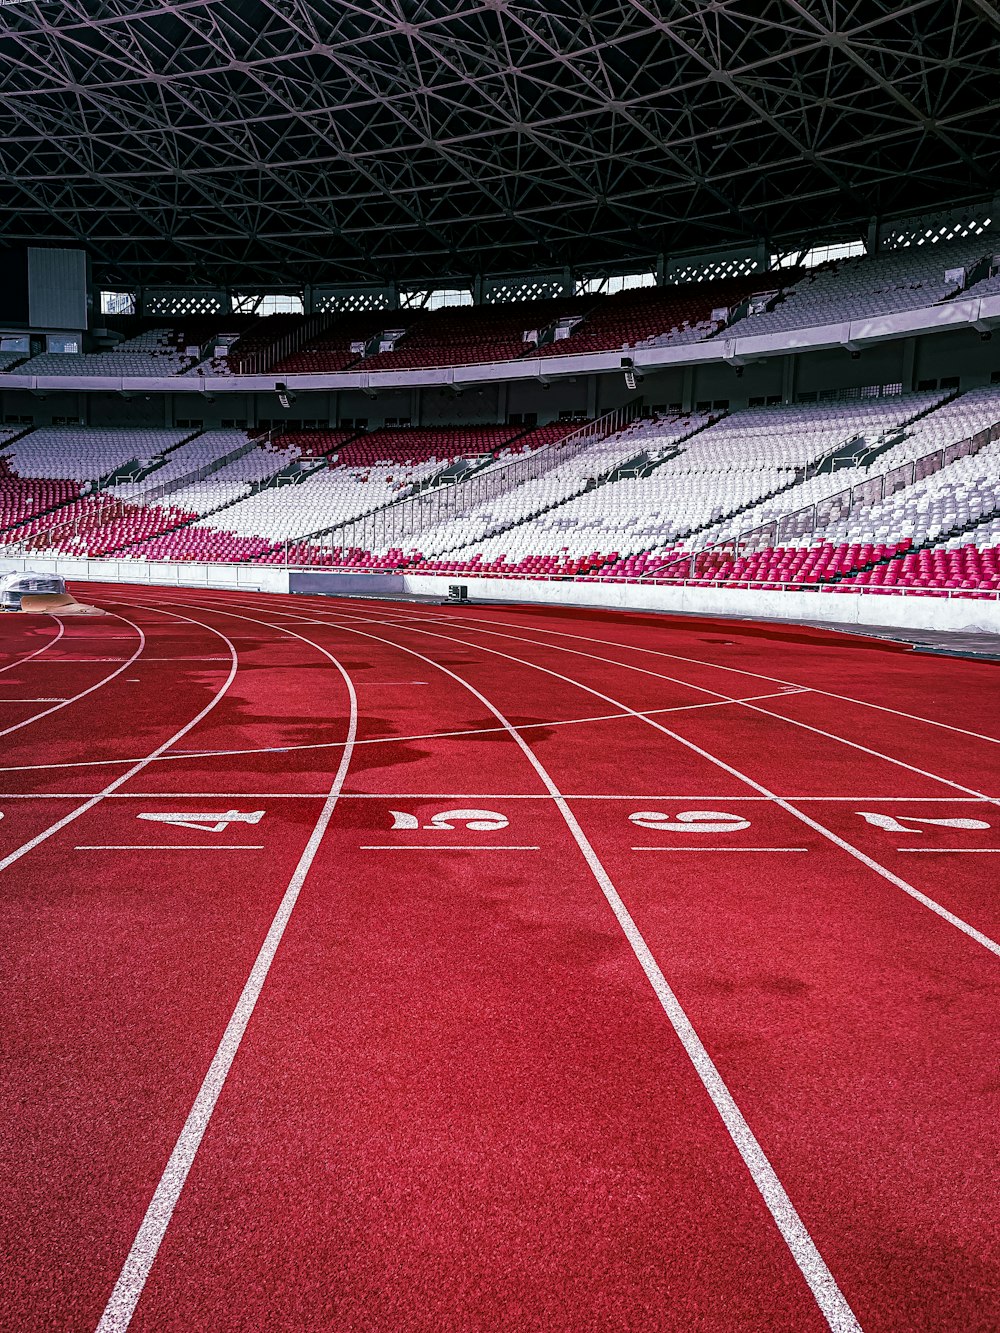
[0,0,998,288]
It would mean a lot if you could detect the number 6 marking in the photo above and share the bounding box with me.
[628,810,751,833]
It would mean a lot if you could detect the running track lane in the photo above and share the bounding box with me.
[0,601,356,1331]
[217,590,997,1332]
[0,613,64,674]
[5,586,998,1331]
[356,605,1000,942]
[0,611,143,737]
[99,598,848,1333]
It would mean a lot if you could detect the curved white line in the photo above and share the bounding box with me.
[0,616,65,674]
[187,596,863,1333]
[305,604,1000,959]
[94,607,358,1333]
[0,606,236,875]
[360,607,1000,809]
[0,688,807,775]
[0,612,146,740]
[381,603,1000,746]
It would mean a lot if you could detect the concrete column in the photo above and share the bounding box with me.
[586,375,599,418]
[781,354,797,403]
[681,366,695,413]
[901,337,916,392]
[496,381,508,424]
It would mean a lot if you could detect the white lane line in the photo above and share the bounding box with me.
[0,689,804,773]
[285,607,862,1333]
[632,846,809,853]
[1,791,995,805]
[94,609,358,1333]
[20,656,231,663]
[0,617,65,673]
[896,848,1000,854]
[0,616,146,740]
[0,697,68,702]
[75,845,264,851]
[0,610,237,876]
[367,611,999,810]
[324,610,1000,961]
[364,680,430,685]
[360,843,540,850]
[412,607,1000,747]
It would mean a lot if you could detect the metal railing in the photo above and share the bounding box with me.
[647,419,1000,580]
[228,315,334,376]
[137,439,257,502]
[316,401,644,562]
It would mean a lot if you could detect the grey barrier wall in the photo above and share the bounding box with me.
[288,572,405,595]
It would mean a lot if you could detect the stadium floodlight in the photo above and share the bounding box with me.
[621,357,643,390]
[275,382,296,408]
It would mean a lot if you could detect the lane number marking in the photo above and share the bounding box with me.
[856,812,991,835]
[137,809,265,833]
[390,807,509,831]
[629,810,752,833]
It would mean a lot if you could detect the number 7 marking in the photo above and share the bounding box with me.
[857,812,991,834]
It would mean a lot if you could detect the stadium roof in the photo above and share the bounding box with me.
[0,0,998,288]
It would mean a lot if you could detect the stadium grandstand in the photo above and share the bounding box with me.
[1,4,999,1333]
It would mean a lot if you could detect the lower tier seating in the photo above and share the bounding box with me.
[4,389,999,599]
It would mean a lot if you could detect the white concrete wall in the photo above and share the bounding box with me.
[400,574,1000,632]
[0,555,289,595]
[3,554,997,634]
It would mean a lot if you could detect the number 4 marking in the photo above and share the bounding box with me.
[857,812,991,834]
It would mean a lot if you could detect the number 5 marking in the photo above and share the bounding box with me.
[629,810,751,833]
[390,808,509,832]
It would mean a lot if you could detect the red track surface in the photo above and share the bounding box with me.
[1,585,998,1332]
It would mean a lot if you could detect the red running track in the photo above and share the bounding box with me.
[1,585,998,1332]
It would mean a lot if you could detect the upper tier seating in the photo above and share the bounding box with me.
[725,235,995,338]
[355,301,589,371]
[271,315,413,374]
[536,278,794,356]
[16,329,197,378]
[950,264,1000,301]
[217,314,313,375]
